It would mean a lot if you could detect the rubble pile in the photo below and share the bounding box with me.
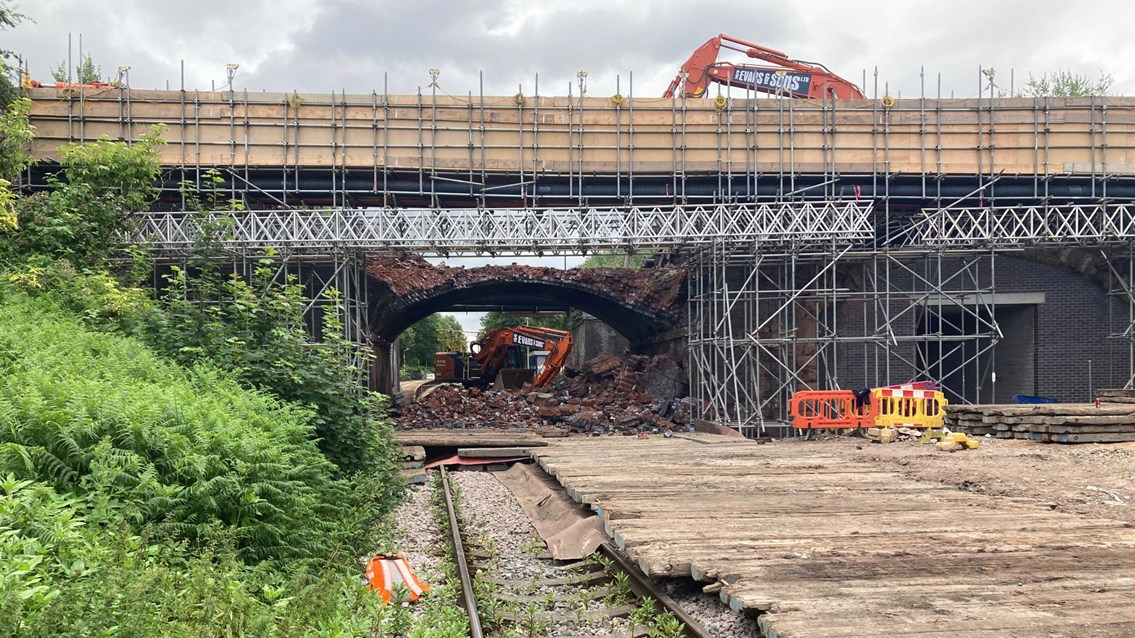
[398,353,697,435]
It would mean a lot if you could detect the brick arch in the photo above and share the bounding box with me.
[365,257,685,394]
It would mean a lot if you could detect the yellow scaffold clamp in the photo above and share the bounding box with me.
[288,93,304,109]
[514,92,526,106]
[713,94,728,111]
[611,93,624,107]
[880,94,895,109]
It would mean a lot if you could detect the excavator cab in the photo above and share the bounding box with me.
[434,336,531,388]
[432,325,572,390]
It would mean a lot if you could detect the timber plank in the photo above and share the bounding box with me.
[393,430,547,447]
[528,436,1135,636]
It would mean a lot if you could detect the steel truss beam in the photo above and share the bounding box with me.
[132,202,875,257]
[902,203,1135,247]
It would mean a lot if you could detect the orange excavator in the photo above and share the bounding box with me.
[663,33,864,100]
[434,325,572,390]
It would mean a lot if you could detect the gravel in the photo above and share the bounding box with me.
[452,469,762,638]
[658,580,763,638]
[388,479,445,617]
[452,470,630,637]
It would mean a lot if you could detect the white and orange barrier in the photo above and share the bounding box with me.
[366,554,430,604]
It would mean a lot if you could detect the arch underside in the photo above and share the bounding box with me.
[371,279,676,344]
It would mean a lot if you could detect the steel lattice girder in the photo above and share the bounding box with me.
[132,202,874,256]
[902,203,1135,247]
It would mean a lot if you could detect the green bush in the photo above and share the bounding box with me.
[0,474,399,638]
[0,125,163,268]
[147,257,403,487]
[0,292,362,564]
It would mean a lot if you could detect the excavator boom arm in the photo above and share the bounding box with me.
[664,33,863,100]
[472,326,573,388]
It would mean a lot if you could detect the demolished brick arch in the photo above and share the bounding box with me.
[364,255,686,393]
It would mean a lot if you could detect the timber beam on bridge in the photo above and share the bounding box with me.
[22,88,1135,209]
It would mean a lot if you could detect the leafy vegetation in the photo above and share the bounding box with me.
[0,292,360,562]
[2,124,164,267]
[51,53,102,85]
[0,292,407,636]
[146,256,402,484]
[399,312,464,378]
[1021,70,1114,97]
[478,310,574,336]
[0,96,31,181]
[0,24,415,634]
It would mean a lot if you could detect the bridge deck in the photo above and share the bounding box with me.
[530,435,1135,637]
[27,89,1135,177]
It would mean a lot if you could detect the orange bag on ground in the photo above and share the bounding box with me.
[365,554,430,603]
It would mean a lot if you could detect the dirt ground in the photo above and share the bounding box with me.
[790,435,1135,522]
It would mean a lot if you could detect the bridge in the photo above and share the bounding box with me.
[24,87,1135,209]
[20,86,1135,434]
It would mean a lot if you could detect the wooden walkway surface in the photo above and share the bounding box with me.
[529,434,1135,637]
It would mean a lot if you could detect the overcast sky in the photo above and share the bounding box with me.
[9,0,1135,100]
[9,0,1135,334]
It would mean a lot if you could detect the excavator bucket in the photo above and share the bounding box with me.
[365,554,430,604]
[495,368,536,390]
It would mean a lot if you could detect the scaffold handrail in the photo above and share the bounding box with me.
[132,202,875,255]
[902,203,1135,247]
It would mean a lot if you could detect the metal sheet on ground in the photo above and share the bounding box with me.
[528,435,1135,637]
[493,463,607,560]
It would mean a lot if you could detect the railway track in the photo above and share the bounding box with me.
[439,466,711,638]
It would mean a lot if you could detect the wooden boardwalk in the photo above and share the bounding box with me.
[530,434,1135,637]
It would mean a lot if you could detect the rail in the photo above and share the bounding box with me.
[437,465,712,638]
[439,466,484,638]
[597,542,712,638]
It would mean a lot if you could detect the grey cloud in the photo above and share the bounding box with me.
[7,0,1135,100]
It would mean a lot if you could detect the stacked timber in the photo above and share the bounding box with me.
[1097,388,1135,404]
[946,403,1135,443]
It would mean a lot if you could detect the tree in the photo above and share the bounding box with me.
[0,1,28,108]
[51,53,102,84]
[1,125,165,266]
[399,313,464,369]
[1021,70,1114,97]
[478,310,574,336]
[0,97,31,231]
[0,95,31,180]
[578,251,647,268]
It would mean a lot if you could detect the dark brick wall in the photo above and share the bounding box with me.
[829,253,1127,402]
[569,316,630,366]
[995,255,1126,401]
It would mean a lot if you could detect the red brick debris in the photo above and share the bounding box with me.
[366,255,685,312]
[397,353,696,435]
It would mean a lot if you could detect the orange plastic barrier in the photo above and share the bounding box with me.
[789,390,872,429]
[871,387,947,428]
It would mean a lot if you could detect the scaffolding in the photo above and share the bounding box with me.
[23,69,1135,434]
[150,249,373,376]
[686,247,1003,436]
